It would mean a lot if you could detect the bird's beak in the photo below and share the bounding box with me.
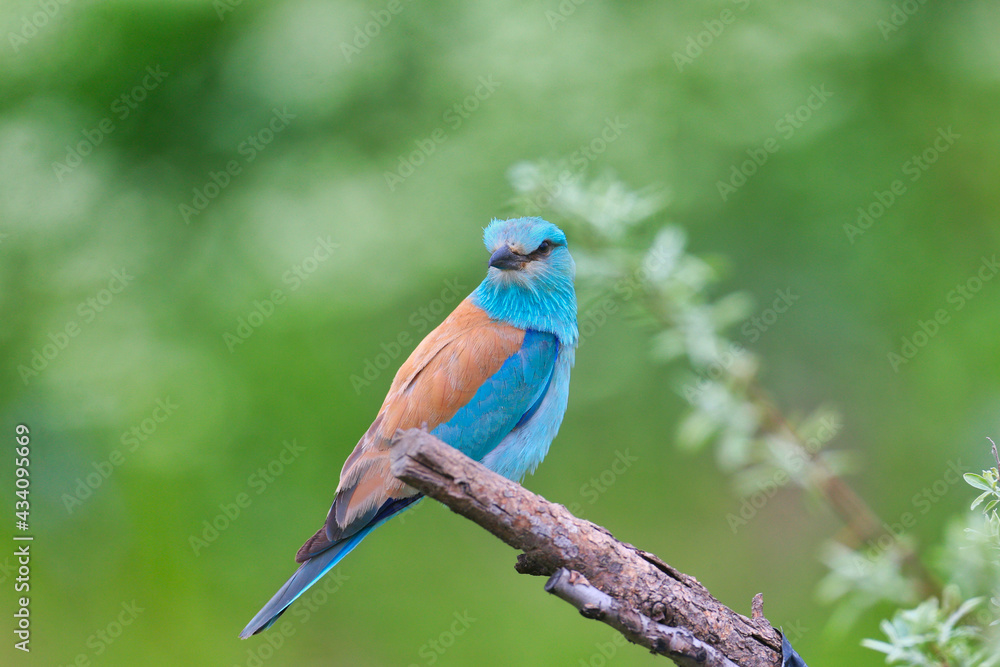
[489,245,527,270]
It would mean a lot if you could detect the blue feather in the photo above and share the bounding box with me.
[431,330,558,462]
[239,526,372,638]
[241,217,579,638]
[514,339,558,429]
[239,497,419,638]
[473,217,579,347]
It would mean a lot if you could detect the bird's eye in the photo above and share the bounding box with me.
[536,240,553,255]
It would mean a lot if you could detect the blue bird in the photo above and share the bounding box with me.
[240,217,578,638]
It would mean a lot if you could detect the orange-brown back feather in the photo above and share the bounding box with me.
[295,299,523,562]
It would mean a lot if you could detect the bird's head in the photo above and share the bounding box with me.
[482,217,574,290]
[474,217,578,345]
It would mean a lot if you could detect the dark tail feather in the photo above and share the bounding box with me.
[239,525,374,638]
[239,496,421,639]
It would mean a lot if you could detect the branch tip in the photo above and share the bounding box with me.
[390,430,782,666]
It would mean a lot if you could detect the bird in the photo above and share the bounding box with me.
[240,216,579,638]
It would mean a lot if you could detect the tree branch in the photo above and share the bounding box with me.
[389,428,783,667]
[546,568,740,667]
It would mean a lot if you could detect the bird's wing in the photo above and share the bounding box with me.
[296,299,558,562]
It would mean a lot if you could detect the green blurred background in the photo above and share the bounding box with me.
[2,0,999,665]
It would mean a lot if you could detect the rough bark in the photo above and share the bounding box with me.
[546,568,740,666]
[389,429,783,667]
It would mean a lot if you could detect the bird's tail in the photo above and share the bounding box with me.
[239,524,375,638]
[240,496,422,638]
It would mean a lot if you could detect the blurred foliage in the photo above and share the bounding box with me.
[517,165,1000,664]
[2,1,1000,665]
[859,459,1000,665]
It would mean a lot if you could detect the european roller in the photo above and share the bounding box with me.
[240,217,578,638]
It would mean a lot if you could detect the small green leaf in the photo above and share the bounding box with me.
[942,596,982,635]
[965,473,993,492]
[972,490,992,510]
[860,638,894,654]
